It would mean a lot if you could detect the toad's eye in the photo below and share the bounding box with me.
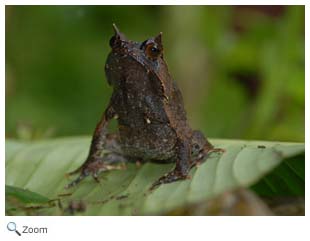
[110,35,123,48]
[151,47,159,53]
[145,44,162,60]
[109,36,116,48]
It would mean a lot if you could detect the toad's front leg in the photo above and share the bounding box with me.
[190,130,225,165]
[65,103,126,188]
[149,138,191,190]
[65,151,128,188]
[149,135,225,190]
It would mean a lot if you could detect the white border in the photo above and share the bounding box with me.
[2,0,309,5]
[1,1,308,241]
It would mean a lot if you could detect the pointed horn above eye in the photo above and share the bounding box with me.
[112,23,127,41]
[112,23,120,35]
[154,32,163,47]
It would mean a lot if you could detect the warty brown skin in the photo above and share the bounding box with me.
[66,25,223,190]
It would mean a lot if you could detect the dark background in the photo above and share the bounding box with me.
[5,5,305,142]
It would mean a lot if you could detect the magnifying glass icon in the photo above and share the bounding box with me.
[7,222,21,236]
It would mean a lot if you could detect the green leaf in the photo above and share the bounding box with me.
[5,185,52,216]
[5,137,304,215]
[6,185,50,204]
[251,154,305,196]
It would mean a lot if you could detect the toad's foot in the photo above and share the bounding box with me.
[149,170,190,191]
[65,153,127,189]
[199,146,225,163]
[206,147,225,154]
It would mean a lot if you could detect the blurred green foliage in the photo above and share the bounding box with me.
[5,6,304,141]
